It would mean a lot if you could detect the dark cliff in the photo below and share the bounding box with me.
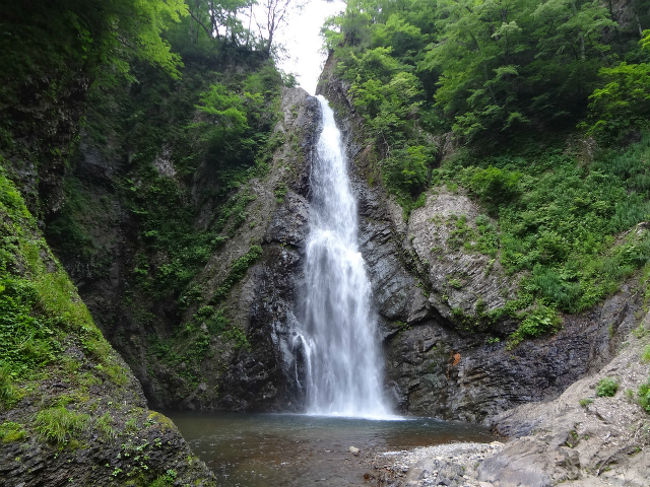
[58,52,646,424]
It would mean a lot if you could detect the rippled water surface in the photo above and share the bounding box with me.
[170,412,494,487]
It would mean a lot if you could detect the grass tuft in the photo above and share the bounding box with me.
[596,377,619,397]
[34,406,89,446]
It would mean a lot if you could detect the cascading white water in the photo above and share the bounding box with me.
[292,95,391,418]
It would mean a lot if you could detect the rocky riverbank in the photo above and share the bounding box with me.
[373,442,505,487]
[374,311,650,487]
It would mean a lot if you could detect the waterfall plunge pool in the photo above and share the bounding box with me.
[169,412,495,487]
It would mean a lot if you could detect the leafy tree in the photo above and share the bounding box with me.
[185,0,253,46]
[382,145,432,195]
[586,30,650,138]
[0,0,188,104]
[0,0,189,215]
[197,84,250,135]
[255,0,301,55]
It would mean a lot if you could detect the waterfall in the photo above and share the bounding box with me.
[291,95,391,419]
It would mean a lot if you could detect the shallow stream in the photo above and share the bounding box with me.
[170,412,494,487]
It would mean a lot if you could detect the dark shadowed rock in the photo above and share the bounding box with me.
[190,87,321,411]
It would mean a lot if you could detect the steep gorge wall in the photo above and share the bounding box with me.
[25,49,646,427]
[53,82,321,412]
[65,59,645,422]
[0,22,216,484]
[317,54,646,422]
[194,87,321,411]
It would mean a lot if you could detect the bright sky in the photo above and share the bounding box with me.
[253,1,347,94]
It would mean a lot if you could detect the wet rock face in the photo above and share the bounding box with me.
[357,187,422,324]
[154,88,320,412]
[386,231,642,421]
[376,316,650,487]
[388,284,640,421]
[475,311,650,487]
[211,88,320,411]
[4,76,90,222]
[48,85,321,413]
[219,195,311,411]
[0,406,216,487]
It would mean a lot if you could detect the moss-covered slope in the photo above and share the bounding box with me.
[0,168,214,486]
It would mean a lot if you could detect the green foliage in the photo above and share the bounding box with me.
[0,365,18,411]
[508,303,560,348]
[193,306,229,335]
[195,83,250,145]
[274,184,288,202]
[187,63,283,174]
[462,166,521,208]
[323,0,650,215]
[0,174,60,379]
[327,0,619,146]
[642,345,650,363]
[0,275,58,379]
[146,247,263,385]
[585,30,650,139]
[436,135,650,319]
[447,215,473,251]
[149,469,178,487]
[223,326,250,350]
[102,57,282,320]
[173,0,253,51]
[596,377,619,397]
[0,421,27,443]
[0,0,188,187]
[428,0,614,138]
[586,61,650,139]
[126,0,188,79]
[148,306,245,386]
[45,38,285,407]
[216,191,258,236]
[443,214,499,258]
[96,413,116,440]
[35,406,90,446]
[1,170,130,403]
[213,245,263,302]
[381,145,433,197]
[103,54,282,318]
[474,215,500,257]
[638,379,650,413]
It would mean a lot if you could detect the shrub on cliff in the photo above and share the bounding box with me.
[596,377,619,397]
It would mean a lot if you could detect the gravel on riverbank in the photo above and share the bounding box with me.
[371,442,504,487]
